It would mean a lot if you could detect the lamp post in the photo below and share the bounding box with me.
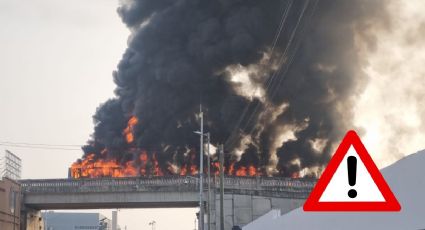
[99,217,107,230]
[149,220,156,230]
[194,132,211,230]
[206,133,211,230]
[194,105,204,230]
[219,144,224,230]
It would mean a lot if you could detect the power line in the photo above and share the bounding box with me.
[246,0,319,142]
[0,143,81,151]
[0,141,81,147]
[224,0,319,151]
[224,0,306,149]
[224,0,294,149]
[242,0,313,137]
[268,0,319,100]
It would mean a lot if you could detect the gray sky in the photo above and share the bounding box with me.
[1,0,424,229]
[0,0,127,179]
[0,0,196,229]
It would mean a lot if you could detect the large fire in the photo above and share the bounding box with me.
[70,116,264,179]
[70,151,262,178]
[123,116,138,143]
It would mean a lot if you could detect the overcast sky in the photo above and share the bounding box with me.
[0,0,424,229]
[0,0,196,229]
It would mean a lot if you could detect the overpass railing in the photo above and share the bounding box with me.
[20,176,315,199]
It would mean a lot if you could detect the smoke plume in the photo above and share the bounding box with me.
[73,0,390,177]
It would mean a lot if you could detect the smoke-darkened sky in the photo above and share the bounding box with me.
[79,0,401,177]
[1,0,425,229]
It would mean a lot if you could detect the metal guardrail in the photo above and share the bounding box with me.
[19,176,315,198]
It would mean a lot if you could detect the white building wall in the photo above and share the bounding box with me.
[0,149,21,180]
[0,151,4,178]
[209,191,305,230]
[242,210,281,230]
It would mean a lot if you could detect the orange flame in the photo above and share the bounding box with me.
[180,165,188,175]
[228,162,235,175]
[139,151,148,162]
[123,116,138,143]
[71,116,264,179]
[70,156,263,178]
[248,165,257,176]
[235,166,247,176]
[152,153,163,176]
[213,162,220,176]
[291,172,300,178]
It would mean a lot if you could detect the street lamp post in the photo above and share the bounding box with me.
[194,106,214,230]
[199,108,204,230]
[99,217,107,230]
[219,144,224,230]
[195,132,211,230]
[149,220,156,230]
[206,133,211,230]
[194,105,205,230]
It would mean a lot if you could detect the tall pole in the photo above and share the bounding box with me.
[206,133,211,230]
[199,105,204,230]
[149,221,156,230]
[219,144,224,230]
[112,210,118,230]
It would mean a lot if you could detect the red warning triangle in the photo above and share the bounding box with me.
[303,130,401,211]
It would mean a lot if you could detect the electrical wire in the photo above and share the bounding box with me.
[224,0,311,150]
[244,0,319,142]
[224,0,320,151]
[223,0,294,149]
[241,0,312,137]
[0,143,81,151]
[0,141,81,147]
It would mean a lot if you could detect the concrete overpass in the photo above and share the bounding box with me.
[19,176,315,229]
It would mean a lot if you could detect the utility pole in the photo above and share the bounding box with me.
[195,129,210,230]
[199,105,204,230]
[112,210,118,230]
[219,144,225,230]
[148,221,156,230]
[206,133,211,230]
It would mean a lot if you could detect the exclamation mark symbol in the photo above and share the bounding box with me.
[347,156,357,198]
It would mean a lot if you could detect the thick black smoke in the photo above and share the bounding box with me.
[78,0,389,177]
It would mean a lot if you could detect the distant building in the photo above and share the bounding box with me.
[0,149,22,180]
[42,212,121,230]
[0,177,21,230]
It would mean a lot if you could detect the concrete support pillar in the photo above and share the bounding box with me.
[210,192,305,230]
[22,208,43,230]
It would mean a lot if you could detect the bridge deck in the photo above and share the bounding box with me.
[19,176,315,209]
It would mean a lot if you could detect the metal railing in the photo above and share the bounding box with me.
[19,176,315,198]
